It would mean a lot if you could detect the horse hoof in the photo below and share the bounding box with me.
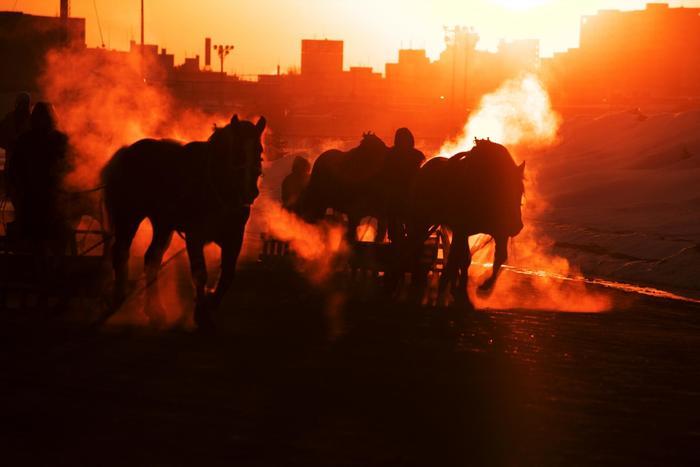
[145,306,168,329]
[476,286,496,302]
[452,292,472,309]
[112,290,127,309]
[194,302,215,331]
[194,314,215,332]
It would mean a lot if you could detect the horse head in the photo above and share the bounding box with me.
[359,131,388,153]
[208,114,266,205]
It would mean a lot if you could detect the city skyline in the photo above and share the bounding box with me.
[3,0,700,76]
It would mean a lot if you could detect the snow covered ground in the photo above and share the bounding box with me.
[530,110,700,292]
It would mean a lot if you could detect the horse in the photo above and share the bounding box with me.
[101,114,266,327]
[405,138,525,306]
[300,132,390,242]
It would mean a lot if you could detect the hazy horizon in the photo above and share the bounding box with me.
[2,0,700,76]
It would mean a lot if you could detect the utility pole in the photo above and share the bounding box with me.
[214,44,234,74]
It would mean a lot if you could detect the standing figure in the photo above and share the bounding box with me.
[6,102,71,249]
[381,128,426,242]
[0,92,31,201]
[281,155,311,213]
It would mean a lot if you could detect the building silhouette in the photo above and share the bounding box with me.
[0,11,85,91]
[543,3,700,105]
[301,39,343,77]
[2,2,700,147]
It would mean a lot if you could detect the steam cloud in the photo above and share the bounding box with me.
[39,48,230,189]
[260,200,348,285]
[436,73,612,312]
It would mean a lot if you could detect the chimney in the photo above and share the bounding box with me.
[205,37,212,69]
[60,0,70,19]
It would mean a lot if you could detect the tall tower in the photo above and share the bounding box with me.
[60,0,70,44]
[205,37,212,69]
[60,0,70,19]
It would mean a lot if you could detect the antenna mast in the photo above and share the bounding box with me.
[140,0,144,46]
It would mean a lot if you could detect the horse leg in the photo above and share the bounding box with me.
[111,215,141,305]
[144,221,173,282]
[185,235,210,329]
[453,237,473,307]
[407,222,431,304]
[479,235,508,291]
[143,220,173,325]
[438,232,467,305]
[376,217,388,243]
[387,218,405,244]
[346,214,359,243]
[213,223,246,308]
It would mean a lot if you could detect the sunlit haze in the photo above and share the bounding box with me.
[3,0,700,75]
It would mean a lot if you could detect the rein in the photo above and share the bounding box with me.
[59,185,106,195]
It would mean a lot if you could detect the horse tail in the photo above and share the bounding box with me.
[99,191,112,235]
[99,145,129,235]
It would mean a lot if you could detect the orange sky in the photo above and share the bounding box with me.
[3,0,700,76]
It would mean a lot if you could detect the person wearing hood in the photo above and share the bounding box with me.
[1,92,31,199]
[6,102,70,247]
[381,128,426,241]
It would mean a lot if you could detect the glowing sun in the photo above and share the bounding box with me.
[491,0,551,10]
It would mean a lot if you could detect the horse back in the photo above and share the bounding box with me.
[102,138,205,221]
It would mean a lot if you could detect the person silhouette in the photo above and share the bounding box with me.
[1,92,31,200]
[6,102,70,248]
[382,128,426,241]
[391,128,425,168]
[281,155,311,213]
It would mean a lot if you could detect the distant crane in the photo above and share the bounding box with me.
[93,0,105,48]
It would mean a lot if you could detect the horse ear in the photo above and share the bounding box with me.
[256,116,267,134]
[230,114,239,125]
[518,161,526,174]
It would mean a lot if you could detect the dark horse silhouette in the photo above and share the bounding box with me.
[301,132,389,241]
[101,115,266,327]
[406,139,525,305]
